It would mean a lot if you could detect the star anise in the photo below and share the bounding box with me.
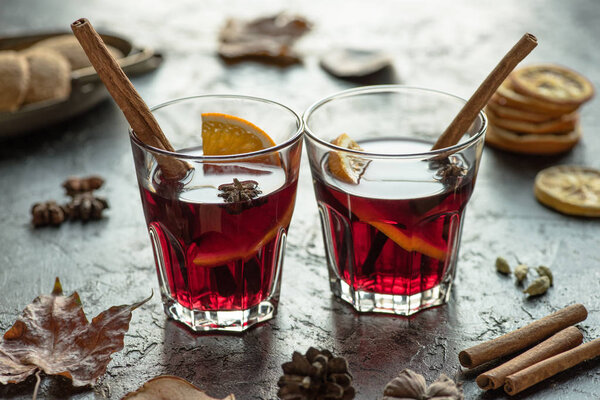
[433,158,467,188]
[218,179,263,215]
[218,178,262,202]
[31,201,68,227]
[62,175,104,196]
[65,192,109,221]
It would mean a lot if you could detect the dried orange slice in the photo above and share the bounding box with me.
[485,124,580,155]
[201,112,277,163]
[495,82,577,116]
[534,165,600,217]
[328,133,369,184]
[511,65,594,106]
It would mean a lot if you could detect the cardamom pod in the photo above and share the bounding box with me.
[495,257,511,275]
[514,264,529,284]
[523,276,550,296]
[536,265,553,286]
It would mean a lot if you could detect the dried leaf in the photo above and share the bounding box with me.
[0,278,151,387]
[122,375,235,400]
[218,13,311,66]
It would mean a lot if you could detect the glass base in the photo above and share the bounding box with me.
[162,294,277,332]
[331,278,451,316]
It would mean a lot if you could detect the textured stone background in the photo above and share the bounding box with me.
[1,0,599,399]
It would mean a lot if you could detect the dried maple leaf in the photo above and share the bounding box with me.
[122,375,236,400]
[0,277,151,387]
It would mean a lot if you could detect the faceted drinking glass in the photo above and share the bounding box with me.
[303,86,486,315]
[130,95,303,331]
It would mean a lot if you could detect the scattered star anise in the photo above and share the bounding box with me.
[383,369,463,400]
[65,192,109,221]
[62,175,104,196]
[31,175,109,227]
[31,201,68,227]
[277,347,355,400]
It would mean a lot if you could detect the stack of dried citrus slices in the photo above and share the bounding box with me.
[485,64,594,155]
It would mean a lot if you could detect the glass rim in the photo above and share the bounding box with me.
[129,94,304,161]
[302,85,487,159]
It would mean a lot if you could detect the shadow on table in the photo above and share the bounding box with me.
[328,293,456,396]
[156,318,276,397]
[0,374,91,400]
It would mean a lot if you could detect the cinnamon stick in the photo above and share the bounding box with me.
[476,326,583,390]
[71,18,189,180]
[432,33,537,150]
[504,337,600,396]
[459,304,587,369]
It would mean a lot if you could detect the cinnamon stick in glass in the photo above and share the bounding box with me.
[476,326,583,390]
[459,304,587,369]
[504,337,600,395]
[432,33,537,150]
[71,18,189,180]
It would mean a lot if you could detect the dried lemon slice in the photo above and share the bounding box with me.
[328,133,369,184]
[534,165,600,217]
[511,65,594,106]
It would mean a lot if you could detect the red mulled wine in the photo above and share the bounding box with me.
[313,138,475,298]
[140,162,297,312]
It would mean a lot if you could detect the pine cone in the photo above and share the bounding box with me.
[66,192,109,221]
[62,175,104,196]
[278,347,355,400]
[31,201,68,227]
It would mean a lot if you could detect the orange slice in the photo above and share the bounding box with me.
[328,133,369,184]
[192,199,295,266]
[367,221,446,261]
[327,133,446,260]
[201,112,278,164]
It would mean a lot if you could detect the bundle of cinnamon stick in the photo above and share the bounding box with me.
[459,304,600,395]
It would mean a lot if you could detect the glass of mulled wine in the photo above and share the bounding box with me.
[130,95,303,332]
[303,86,486,316]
